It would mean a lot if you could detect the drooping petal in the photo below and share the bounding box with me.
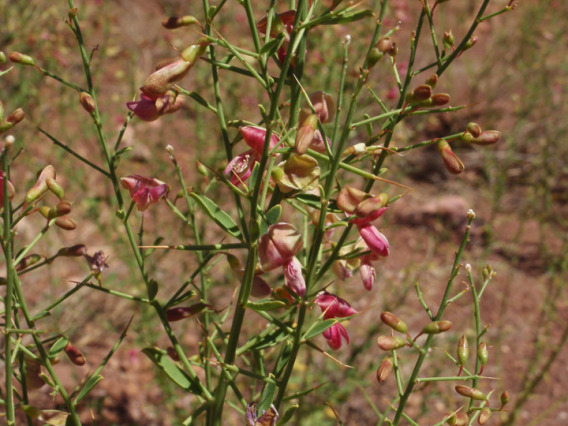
[360,261,376,291]
[323,323,350,350]
[240,126,280,155]
[120,175,169,211]
[314,291,357,319]
[127,94,160,121]
[282,257,306,297]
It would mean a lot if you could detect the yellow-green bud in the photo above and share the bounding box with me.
[380,312,408,334]
[421,320,452,334]
[9,51,36,66]
[377,335,407,351]
[455,385,486,401]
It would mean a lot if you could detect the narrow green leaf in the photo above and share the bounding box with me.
[74,374,103,403]
[142,347,202,394]
[258,375,277,413]
[259,37,283,56]
[247,299,287,312]
[302,319,337,341]
[277,404,299,425]
[189,192,242,239]
[48,336,69,358]
[147,279,158,301]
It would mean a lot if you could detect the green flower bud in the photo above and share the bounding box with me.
[8,51,36,66]
[457,335,469,366]
[46,177,65,199]
[380,312,408,334]
[478,342,488,373]
[162,15,200,29]
[455,385,486,401]
[421,320,452,334]
[377,335,407,351]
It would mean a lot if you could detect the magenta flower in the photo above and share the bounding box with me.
[225,126,280,185]
[120,175,169,211]
[359,258,376,291]
[314,291,358,350]
[126,92,184,122]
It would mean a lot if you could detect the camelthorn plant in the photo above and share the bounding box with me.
[0,0,521,424]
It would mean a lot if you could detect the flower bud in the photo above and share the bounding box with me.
[457,335,469,374]
[165,302,209,322]
[425,74,438,89]
[299,91,335,124]
[16,254,43,271]
[9,51,36,66]
[57,244,87,257]
[161,15,200,29]
[355,193,389,219]
[55,200,72,216]
[455,412,469,426]
[79,92,96,115]
[438,140,465,175]
[366,47,384,68]
[195,160,209,178]
[443,31,455,50]
[478,407,492,425]
[377,335,407,351]
[500,391,510,408]
[376,37,393,53]
[64,342,86,366]
[464,36,478,51]
[0,171,15,203]
[455,385,486,401]
[55,216,77,230]
[0,99,4,120]
[406,84,432,104]
[430,93,451,106]
[46,177,65,199]
[6,108,25,125]
[376,356,393,383]
[380,312,408,334]
[478,342,488,373]
[444,413,457,426]
[470,130,501,145]
[0,51,6,64]
[421,320,452,334]
[295,114,318,155]
[466,122,482,138]
[336,185,367,214]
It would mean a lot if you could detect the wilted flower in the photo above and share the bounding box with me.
[120,175,169,211]
[258,223,302,271]
[224,126,280,186]
[272,154,321,193]
[299,91,336,124]
[246,402,279,426]
[127,92,184,122]
[314,291,357,350]
[85,250,108,285]
[282,256,306,297]
[140,40,208,99]
[257,10,297,65]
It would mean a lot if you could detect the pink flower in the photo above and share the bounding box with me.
[258,222,302,271]
[357,224,390,257]
[314,291,357,350]
[127,92,184,122]
[224,126,280,186]
[120,175,169,211]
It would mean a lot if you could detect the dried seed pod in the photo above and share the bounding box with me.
[16,254,43,271]
[25,358,45,390]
